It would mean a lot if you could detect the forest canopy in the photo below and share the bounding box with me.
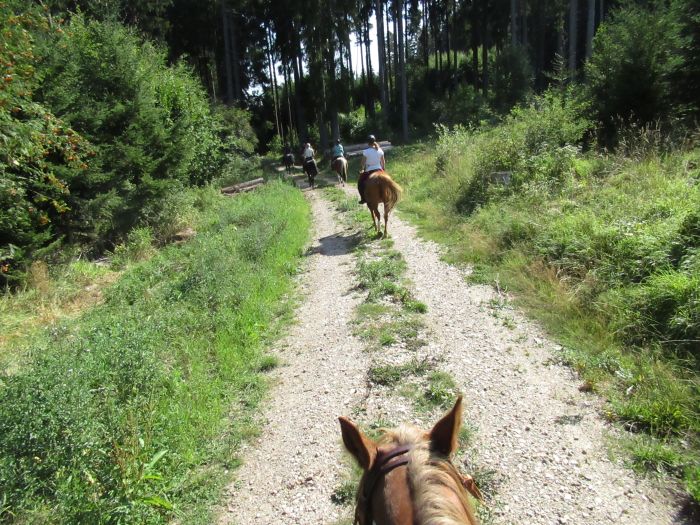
[1,0,699,282]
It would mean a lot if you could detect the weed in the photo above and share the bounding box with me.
[368,360,431,386]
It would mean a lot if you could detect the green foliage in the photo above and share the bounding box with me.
[585,3,683,142]
[416,371,458,411]
[0,4,92,284]
[369,360,430,386]
[608,271,700,353]
[0,182,311,523]
[431,84,490,128]
[490,46,533,113]
[438,90,591,214]
[668,0,700,119]
[37,16,222,241]
[1,8,259,284]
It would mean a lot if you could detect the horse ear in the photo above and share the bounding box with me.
[339,416,377,471]
[429,395,463,456]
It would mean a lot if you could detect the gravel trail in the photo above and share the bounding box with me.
[381,208,688,525]
[219,178,688,525]
[218,187,362,525]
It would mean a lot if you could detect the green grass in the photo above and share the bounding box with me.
[368,359,431,386]
[388,132,700,501]
[0,181,311,523]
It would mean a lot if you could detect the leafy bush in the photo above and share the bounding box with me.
[36,16,222,244]
[442,90,591,214]
[608,271,700,354]
[0,4,93,284]
[1,8,258,285]
[432,84,490,128]
[585,4,680,143]
[490,45,533,113]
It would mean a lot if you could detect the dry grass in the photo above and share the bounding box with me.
[0,260,120,373]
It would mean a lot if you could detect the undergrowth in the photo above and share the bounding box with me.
[388,113,700,502]
[0,181,310,523]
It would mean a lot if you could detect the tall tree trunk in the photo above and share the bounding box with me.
[221,2,234,104]
[265,27,281,141]
[376,0,388,115]
[586,0,595,59]
[386,10,394,101]
[393,6,399,99]
[482,6,489,96]
[535,1,545,89]
[397,0,408,141]
[510,0,518,46]
[284,63,296,146]
[365,20,375,117]
[522,1,528,49]
[228,12,242,101]
[569,0,578,75]
[423,0,429,67]
[292,36,307,142]
[599,0,604,21]
[445,4,452,71]
[452,0,457,70]
[471,1,479,89]
[346,32,354,82]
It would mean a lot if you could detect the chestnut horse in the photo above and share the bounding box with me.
[339,396,481,525]
[333,157,348,185]
[363,171,402,237]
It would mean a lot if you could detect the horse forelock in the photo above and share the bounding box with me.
[377,425,478,525]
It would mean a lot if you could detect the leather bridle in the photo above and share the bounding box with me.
[354,445,485,525]
[354,444,413,525]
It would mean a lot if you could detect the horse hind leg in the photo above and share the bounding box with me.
[373,208,381,234]
[369,206,380,234]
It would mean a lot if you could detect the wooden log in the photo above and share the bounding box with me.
[221,177,265,194]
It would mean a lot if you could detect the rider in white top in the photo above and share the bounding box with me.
[303,144,314,161]
[358,135,385,204]
[361,145,384,171]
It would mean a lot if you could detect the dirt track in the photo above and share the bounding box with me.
[218,175,688,525]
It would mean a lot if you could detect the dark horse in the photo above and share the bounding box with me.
[303,158,318,188]
[283,152,295,174]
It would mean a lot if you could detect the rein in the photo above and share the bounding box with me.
[355,444,413,525]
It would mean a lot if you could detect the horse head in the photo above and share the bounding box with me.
[339,396,481,525]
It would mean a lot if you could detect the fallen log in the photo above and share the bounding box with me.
[221,177,265,195]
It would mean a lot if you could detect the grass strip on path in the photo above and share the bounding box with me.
[322,183,492,523]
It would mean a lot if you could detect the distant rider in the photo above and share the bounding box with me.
[358,135,384,204]
[331,139,344,161]
[302,142,316,176]
[302,142,314,163]
[330,138,345,173]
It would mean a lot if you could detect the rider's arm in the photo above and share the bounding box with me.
[360,154,366,172]
[380,152,385,170]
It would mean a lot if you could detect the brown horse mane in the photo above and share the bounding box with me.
[364,425,478,525]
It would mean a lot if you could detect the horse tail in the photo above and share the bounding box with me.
[379,172,402,213]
